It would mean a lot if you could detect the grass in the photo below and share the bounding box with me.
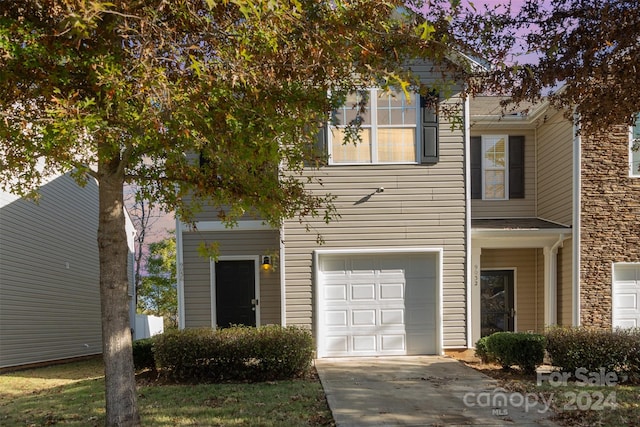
[466,360,640,427]
[0,357,334,426]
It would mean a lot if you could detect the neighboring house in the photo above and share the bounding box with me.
[0,172,137,369]
[176,76,640,357]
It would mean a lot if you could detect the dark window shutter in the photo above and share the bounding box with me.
[316,124,327,154]
[509,135,525,199]
[304,124,328,167]
[420,95,438,164]
[470,136,482,199]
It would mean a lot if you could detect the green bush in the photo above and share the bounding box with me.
[474,336,495,363]
[485,332,545,374]
[545,327,640,382]
[154,325,314,382]
[132,337,156,371]
[626,328,640,384]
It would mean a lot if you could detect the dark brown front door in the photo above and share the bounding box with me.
[481,270,515,337]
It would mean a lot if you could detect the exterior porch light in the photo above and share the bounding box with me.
[261,255,272,271]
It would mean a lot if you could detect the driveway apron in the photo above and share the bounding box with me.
[315,356,558,427]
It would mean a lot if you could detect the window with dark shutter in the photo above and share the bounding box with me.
[471,135,525,200]
[420,95,439,164]
[508,136,525,199]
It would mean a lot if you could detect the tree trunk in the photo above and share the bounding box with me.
[98,162,141,426]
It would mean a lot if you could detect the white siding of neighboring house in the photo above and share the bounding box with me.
[0,174,103,368]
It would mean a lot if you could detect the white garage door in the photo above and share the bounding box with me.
[613,264,640,328]
[317,252,438,357]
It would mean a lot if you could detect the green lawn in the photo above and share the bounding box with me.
[0,358,334,426]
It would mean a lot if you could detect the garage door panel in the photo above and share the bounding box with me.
[381,309,404,325]
[319,253,438,357]
[323,258,348,273]
[325,284,347,300]
[326,336,348,352]
[326,311,348,326]
[353,335,377,352]
[613,264,640,329]
[352,283,376,300]
[380,283,404,299]
[381,335,405,351]
[352,309,376,326]
[615,292,637,309]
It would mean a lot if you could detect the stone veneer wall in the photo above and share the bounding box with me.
[580,125,640,328]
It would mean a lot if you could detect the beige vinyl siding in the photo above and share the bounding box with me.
[0,174,102,368]
[480,248,542,333]
[182,229,281,328]
[557,239,573,326]
[537,109,573,225]
[471,129,536,218]
[283,86,468,347]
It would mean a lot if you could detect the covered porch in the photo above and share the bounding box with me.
[470,219,573,345]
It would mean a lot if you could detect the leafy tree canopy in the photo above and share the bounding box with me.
[479,0,640,131]
[0,0,498,224]
[0,1,506,425]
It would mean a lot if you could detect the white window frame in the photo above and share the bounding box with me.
[481,135,509,200]
[629,115,640,177]
[327,88,420,165]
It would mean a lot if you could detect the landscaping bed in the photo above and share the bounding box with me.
[462,327,640,427]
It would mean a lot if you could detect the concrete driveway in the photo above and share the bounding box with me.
[315,356,558,426]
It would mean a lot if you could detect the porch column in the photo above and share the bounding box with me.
[543,246,557,327]
[544,235,565,327]
[471,247,482,345]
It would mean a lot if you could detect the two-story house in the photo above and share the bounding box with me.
[175,80,640,357]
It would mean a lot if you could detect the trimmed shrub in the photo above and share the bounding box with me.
[485,332,545,374]
[154,325,314,382]
[474,336,495,363]
[545,327,640,382]
[132,337,156,371]
[626,328,640,384]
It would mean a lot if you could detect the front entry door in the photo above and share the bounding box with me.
[215,260,256,328]
[481,270,515,337]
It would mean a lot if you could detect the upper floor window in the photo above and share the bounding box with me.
[326,88,438,165]
[630,115,640,177]
[471,135,525,200]
[482,135,507,199]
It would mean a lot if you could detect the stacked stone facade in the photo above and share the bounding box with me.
[580,126,640,328]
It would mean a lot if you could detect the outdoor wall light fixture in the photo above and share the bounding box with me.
[261,255,272,271]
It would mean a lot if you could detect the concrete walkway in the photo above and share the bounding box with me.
[315,356,559,427]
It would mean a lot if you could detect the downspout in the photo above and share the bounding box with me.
[464,95,472,348]
[572,111,581,326]
[176,216,186,330]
